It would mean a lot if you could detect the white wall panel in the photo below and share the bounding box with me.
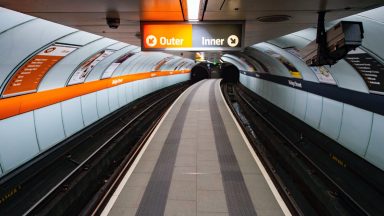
[136,80,143,98]
[292,89,308,121]
[130,81,137,101]
[61,97,84,136]
[292,28,317,41]
[97,89,110,118]
[107,42,128,51]
[319,98,343,140]
[113,53,142,77]
[125,82,133,103]
[130,82,138,101]
[262,80,272,101]
[135,81,141,100]
[282,85,295,114]
[122,53,144,74]
[130,54,149,73]
[56,31,101,46]
[108,86,119,111]
[0,7,34,33]
[328,60,369,93]
[268,34,311,49]
[255,77,263,95]
[34,104,66,151]
[338,104,373,156]
[258,79,266,98]
[365,113,384,170]
[304,93,323,129]
[145,79,151,95]
[118,84,127,107]
[269,83,280,107]
[140,79,146,97]
[81,92,99,126]
[0,112,39,172]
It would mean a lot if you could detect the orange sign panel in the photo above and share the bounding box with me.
[2,44,77,97]
[142,24,192,49]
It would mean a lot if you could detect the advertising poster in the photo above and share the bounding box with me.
[166,58,182,70]
[265,49,302,79]
[102,52,136,79]
[285,47,303,60]
[345,49,384,94]
[285,47,337,85]
[175,61,187,70]
[153,56,174,71]
[68,49,114,85]
[309,66,337,85]
[238,56,256,72]
[2,44,78,97]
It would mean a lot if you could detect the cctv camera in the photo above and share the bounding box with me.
[107,17,120,29]
[299,11,364,66]
[106,10,120,29]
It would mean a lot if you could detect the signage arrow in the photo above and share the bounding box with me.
[146,35,157,47]
[227,35,239,47]
[141,22,243,51]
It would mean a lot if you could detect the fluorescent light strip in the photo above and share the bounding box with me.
[187,0,201,21]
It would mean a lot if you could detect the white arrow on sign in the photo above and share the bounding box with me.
[227,35,239,47]
[146,35,157,47]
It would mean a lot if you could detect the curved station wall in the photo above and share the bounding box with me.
[0,7,194,176]
[235,7,384,171]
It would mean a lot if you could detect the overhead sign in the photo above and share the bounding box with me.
[2,44,78,98]
[141,22,244,51]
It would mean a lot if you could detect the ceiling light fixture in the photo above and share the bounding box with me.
[257,15,291,23]
[187,0,201,21]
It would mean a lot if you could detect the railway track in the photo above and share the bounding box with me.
[0,82,188,215]
[222,82,384,216]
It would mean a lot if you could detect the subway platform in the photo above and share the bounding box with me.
[102,79,289,216]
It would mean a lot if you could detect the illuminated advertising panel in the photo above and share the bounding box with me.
[68,49,115,85]
[102,52,136,78]
[152,56,174,71]
[2,44,78,97]
[285,47,337,84]
[265,49,302,79]
[141,22,244,51]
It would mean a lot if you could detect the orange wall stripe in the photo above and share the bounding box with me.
[0,70,190,120]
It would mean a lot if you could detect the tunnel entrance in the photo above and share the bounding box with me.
[190,62,239,83]
[221,63,239,83]
[191,64,210,83]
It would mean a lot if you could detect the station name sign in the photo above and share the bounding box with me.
[141,22,244,51]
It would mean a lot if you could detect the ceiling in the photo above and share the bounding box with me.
[0,0,383,48]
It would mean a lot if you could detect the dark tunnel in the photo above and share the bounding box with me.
[190,64,210,83]
[221,63,239,83]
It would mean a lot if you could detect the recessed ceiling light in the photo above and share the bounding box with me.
[257,15,291,22]
[187,0,201,21]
